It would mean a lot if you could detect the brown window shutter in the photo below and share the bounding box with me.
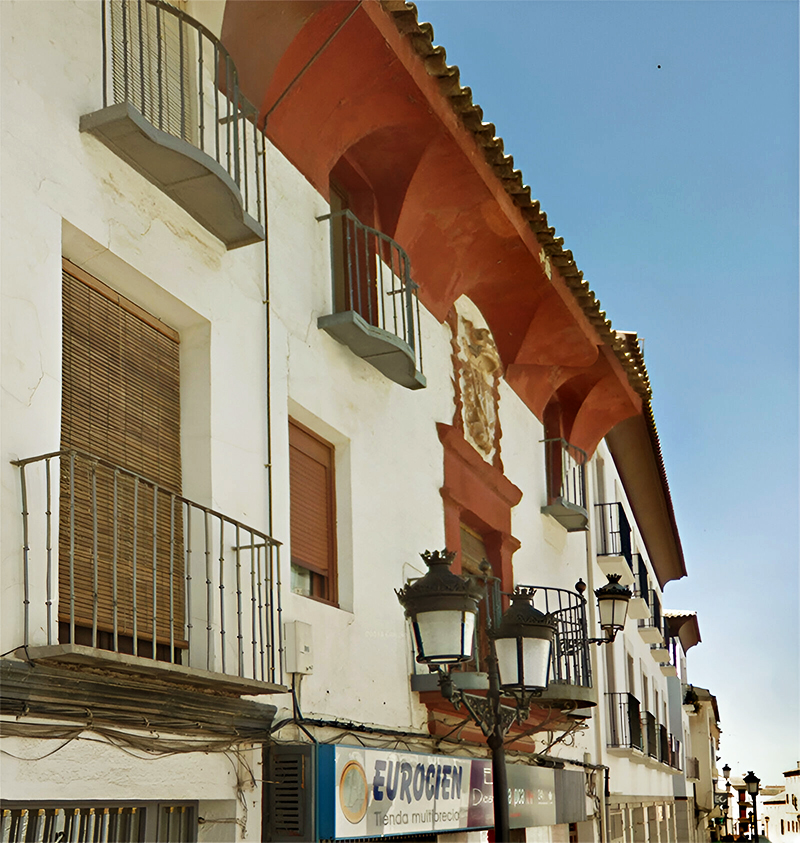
[289,420,336,599]
[60,261,183,651]
[460,524,487,576]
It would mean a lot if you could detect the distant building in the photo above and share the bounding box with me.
[761,765,800,843]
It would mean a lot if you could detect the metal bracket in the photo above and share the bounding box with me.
[436,671,540,739]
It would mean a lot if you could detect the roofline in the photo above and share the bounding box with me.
[382,1,652,401]
[381,3,685,584]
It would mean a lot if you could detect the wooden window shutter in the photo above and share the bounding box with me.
[60,260,183,652]
[459,524,487,576]
[289,420,335,598]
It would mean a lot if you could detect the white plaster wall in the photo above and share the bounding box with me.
[266,140,456,730]
[1,1,270,828]
[0,726,261,841]
[1,0,698,833]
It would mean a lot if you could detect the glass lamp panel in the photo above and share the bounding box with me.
[495,637,521,687]
[415,610,475,663]
[520,636,552,689]
[496,636,552,689]
[599,596,627,631]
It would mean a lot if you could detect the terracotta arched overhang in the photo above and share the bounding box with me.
[331,123,434,238]
[529,349,641,455]
[393,133,548,328]
[221,0,646,449]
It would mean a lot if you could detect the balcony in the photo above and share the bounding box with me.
[642,711,659,759]
[11,450,285,695]
[527,584,595,707]
[606,692,644,756]
[410,585,595,708]
[317,210,426,390]
[627,554,651,619]
[638,590,664,644]
[541,439,588,531]
[686,756,701,781]
[80,0,264,249]
[595,503,634,585]
[639,714,682,772]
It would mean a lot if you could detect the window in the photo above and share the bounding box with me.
[329,159,378,322]
[289,420,337,603]
[60,261,183,658]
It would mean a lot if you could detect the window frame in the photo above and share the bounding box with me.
[288,418,338,606]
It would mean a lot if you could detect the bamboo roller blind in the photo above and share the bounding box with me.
[60,263,183,645]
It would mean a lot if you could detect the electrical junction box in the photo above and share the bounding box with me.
[284,620,313,674]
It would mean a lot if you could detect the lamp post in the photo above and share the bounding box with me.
[724,778,732,838]
[722,765,731,839]
[744,771,761,842]
[396,551,631,840]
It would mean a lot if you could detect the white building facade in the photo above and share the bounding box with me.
[1,2,718,841]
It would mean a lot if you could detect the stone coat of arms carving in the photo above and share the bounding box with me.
[452,311,503,464]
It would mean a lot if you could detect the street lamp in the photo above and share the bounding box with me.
[744,771,761,842]
[575,574,633,643]
[723,763,731,781]
[396,551,555,841]
[396,550,625,840]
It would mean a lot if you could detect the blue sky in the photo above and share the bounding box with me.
[416,0,799,783]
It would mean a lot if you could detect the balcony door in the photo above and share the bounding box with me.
[60,261,183,658]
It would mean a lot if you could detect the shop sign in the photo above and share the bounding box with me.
[317,746,564,839]
[507,764,557,828]
[318,745,494,839]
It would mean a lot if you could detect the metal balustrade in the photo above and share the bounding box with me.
[668,734,683,771]
[516,585,592,690]
[13,450,283,687]
[317,209,425,388]
[595,502,633,567]
[606,692,643,750]
[642,711,658,758]
[84,0,264,246]
[543,438,587,510]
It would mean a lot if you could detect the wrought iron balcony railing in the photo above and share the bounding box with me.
[12,450,283,692]
[606,692,643,751]
[541,439,588,532]
[595,502,633,565]
[638,590,664,643]
[668,734,683,771]
[317,210,425,390]
[642,711,658,759]
[519,584,593,696]
[81,0,264,248]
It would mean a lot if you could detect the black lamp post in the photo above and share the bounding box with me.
[721,764,731,838]
[397,551,628,840]
[744,771,760,842]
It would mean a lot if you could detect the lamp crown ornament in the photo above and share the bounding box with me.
[492,590,556,639]
[395,549,483,609]
[594,572,631,599]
